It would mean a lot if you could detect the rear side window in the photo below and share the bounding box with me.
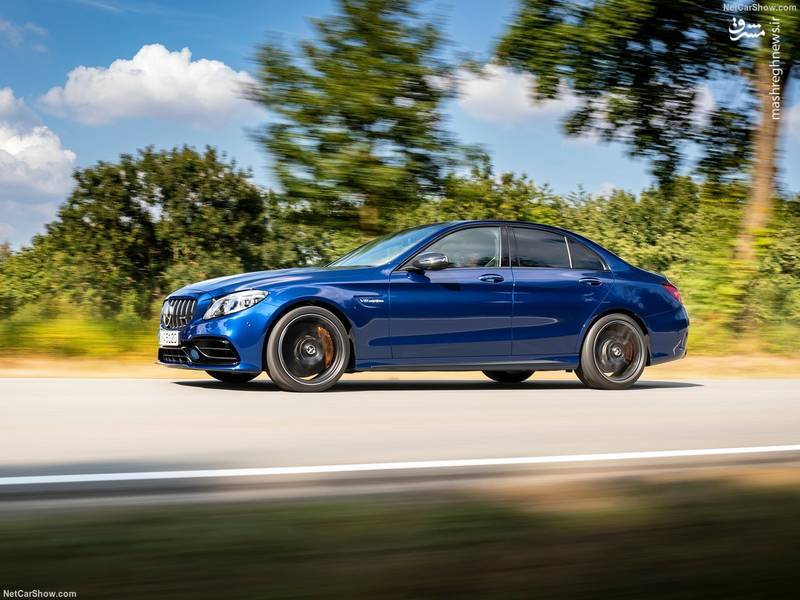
[568,239,606,270]
[512,228,570,268]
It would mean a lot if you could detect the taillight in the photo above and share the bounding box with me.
[663,282,682,304]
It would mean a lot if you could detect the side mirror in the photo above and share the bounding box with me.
[410,252,449,272]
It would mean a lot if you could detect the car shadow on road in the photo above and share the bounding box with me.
[174,379,703,392]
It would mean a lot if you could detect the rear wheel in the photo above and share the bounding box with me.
[205,370,259,384]
[482,370,534,384]
[265,306,350,392]
[578,314,646,390]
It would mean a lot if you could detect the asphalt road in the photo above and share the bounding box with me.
[2,376,799,486]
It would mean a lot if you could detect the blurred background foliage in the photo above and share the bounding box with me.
[1,149,797,357]
[0,0,798,359]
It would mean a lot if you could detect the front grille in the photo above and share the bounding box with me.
[189,337,239,365]
[159,348,190,364]
[161,298,196,329]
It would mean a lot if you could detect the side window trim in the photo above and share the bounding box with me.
[397,225,504,271]
[564,234,574,269]
[501,226,511,268]
[566,236,609,271]
[510,226,571,269]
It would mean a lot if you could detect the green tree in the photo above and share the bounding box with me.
[137,147,267,293]
[397,157,568,228]
[497,0,798,264]
[0,242,14,314]
[2,147,268,318]
[566,178,700,273]
[250,0,458,247]
[46,154,161,316]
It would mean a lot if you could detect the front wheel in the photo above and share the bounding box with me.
[483,370,534,384]
[205,370,260,384]
[578,314,646,390]
[265,306,350,392]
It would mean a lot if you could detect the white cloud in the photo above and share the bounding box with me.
[458,65,717,150]
[457,64,579,125]
[39,44,257,125]
[0,87,39,126]
[0,88,76,246]
[0,89,76,197]
[0,123,75,196]
[0,18,47,50]
[597,182,619,197]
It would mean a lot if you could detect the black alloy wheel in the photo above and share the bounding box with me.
[266,306,350,392]
[577,313,646,390]
[482,370,535,384]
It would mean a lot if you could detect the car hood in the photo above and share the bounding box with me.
[171,266,374,297]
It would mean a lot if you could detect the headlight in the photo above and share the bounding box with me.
[203,290,268,320]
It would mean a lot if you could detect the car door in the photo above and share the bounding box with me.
[389,226,513,360]
[510,227,613,357]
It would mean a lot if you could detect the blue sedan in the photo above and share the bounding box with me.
[157,221,688,391]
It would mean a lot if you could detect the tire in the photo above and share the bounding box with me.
[483,370,534,384]
[574,368,590,386]
[578,313,647,390]
[265,305,350,392]
[205,370,259,384]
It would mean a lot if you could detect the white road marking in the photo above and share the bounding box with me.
[2,444,800,487]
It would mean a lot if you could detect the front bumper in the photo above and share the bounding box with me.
[156,300,277,373]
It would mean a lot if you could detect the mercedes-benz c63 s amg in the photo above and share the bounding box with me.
[157,221,688,391]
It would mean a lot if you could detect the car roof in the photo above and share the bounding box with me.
[426,220,629,270]
[435,219,583,238]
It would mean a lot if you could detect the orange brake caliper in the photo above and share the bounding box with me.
[317,326,334,368]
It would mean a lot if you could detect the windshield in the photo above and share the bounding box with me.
[328,224,441,268]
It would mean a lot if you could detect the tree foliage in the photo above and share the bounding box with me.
[0,147,268,318]
[1,2,799,358]
[0,149,798,355]
[250,0,458,239]
[500,1,737,178]
[497,0,799,264]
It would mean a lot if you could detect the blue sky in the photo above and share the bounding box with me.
[1,0,798,247]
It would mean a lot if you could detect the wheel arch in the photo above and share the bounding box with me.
[262,298,357,372]
[580,308,652,366]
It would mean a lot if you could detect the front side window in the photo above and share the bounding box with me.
[512,228,570,268]
[568,238,606,270]
[424,227,501,268]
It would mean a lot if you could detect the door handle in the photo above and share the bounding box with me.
[579,277,602,287]
[479,274,505,283]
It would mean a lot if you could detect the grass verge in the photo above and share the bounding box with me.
[2,477,800,598]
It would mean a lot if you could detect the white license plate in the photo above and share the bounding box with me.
[159,329,181,347]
